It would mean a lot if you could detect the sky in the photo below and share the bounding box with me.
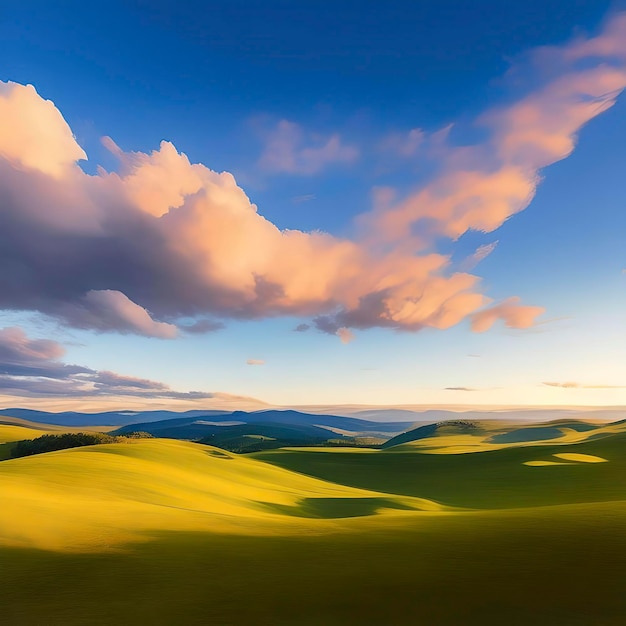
[0,0,624,411]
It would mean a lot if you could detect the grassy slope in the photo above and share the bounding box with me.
[0,416,116,433]
[0,424,53,460]
[0,439,438,552]
[253,428,626,509]
[0,424,51,444]
[381,418,613,454]
[0,421,117,460]
[3,502,626,626]
[2,423,626,624]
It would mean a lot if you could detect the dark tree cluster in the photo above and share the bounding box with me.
[11,431,152,459]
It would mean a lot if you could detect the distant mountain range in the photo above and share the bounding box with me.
[2,405,625,454]
[0,408,417,454]
[2,405,623,428]
[0,407,414,435]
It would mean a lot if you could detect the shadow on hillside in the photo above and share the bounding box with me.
[261,496,414,519]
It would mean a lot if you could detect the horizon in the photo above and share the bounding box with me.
[3,4,626,624]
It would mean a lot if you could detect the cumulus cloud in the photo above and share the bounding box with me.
[258,120,358,175]
[246,359,265,366]
[1,16,625,339]
[0,82,86,179]
[0,326,213,399]
[56,290,178,339]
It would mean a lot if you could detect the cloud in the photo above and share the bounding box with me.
[0,16,625,339]
[459,241,499,272]
[246,359,265,366]
[258,120,358,175]
[542,381,626,389]
[178,319,225,334]
[471,297,545,332]
[0,82,86,179]
[444,387,477,391]
[293,323,311,332]
[0,326,213,399]
[380,128,424,157]
[336,327,354,344]
[56,290,178,339]
[292,194,316,204]
[0,327,89,378]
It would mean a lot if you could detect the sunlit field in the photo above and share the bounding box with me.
[2,418,626,624]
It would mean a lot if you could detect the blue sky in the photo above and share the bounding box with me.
[0,1,624,409]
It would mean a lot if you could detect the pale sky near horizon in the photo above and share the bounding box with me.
[0,1,624,410]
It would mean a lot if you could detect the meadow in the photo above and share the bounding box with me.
[2,417,626,624]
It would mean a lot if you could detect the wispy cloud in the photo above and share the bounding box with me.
[258,120,358,175]
[0,327,213,399]
[246,359,265,366]
[459,241,499,272]
[543,381,626,389]
[380,128,424,157]
[444,386,478,392]
[291,194,316,204]
[471,297,545,332]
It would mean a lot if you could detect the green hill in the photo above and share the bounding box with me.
[254,424,626,510]
[0,438,437,552]
[381,417,614,454]
[2,419,626,624]
[381,419,488,448]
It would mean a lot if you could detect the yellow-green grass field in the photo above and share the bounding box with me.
[2,419,626,624]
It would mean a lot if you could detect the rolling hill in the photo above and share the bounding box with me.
[0,438,436,552]
[3,416,626,624]
[380,417,609,453]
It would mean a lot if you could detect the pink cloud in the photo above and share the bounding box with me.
[0,326,211,399]
[0,82,86,179]
[459,241,499,272]
[364,18,626,248]
[57,290,178,339]
[0,14,624,339]
[0,326,66,364]
[470,297,545,332]
[258,120,358,175]
[543,381,626,389]
[336,328,354,344]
